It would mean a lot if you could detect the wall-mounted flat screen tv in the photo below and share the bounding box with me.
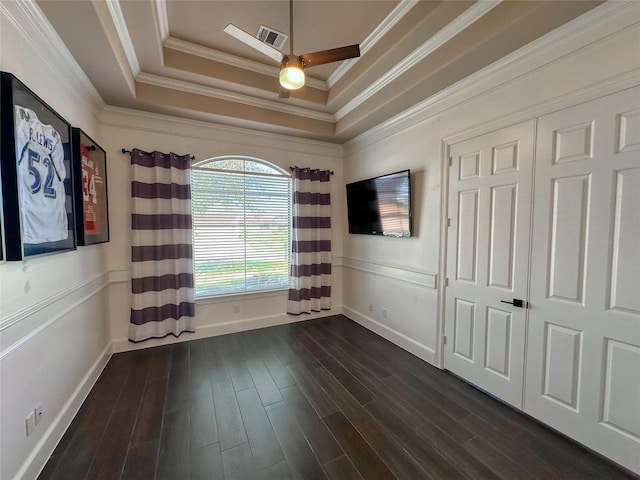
[346,169,412,237]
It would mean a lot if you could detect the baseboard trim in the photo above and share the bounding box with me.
[111,307,343,353]
[17,342,112,480]
[342,306,437,366]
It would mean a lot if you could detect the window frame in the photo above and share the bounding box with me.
[190,156,292,299]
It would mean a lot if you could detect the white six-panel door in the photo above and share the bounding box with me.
[525,87,640,473]
[444,87,640,474]
[445,121,535,408]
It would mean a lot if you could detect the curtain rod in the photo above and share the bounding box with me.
[121,148,195,160]
[289,166,334,175]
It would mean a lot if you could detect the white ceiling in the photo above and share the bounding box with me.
[36,0,604,143]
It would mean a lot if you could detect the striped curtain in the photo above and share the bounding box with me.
[287,167,332,315]
[129,149,195,342]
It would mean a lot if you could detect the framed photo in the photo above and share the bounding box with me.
[0,72,76,260]
[72,128,109,245]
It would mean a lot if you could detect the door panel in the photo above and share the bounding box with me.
[547,174,590,303]
[489,184,517,289]
[484,307,511,377]
[542,323,581,411]
[609,167,640,313]
[525,87,640,474]
[453,298,475,361]
[456,189,479,283]
[445,121,534,407]
[602,339,640,438]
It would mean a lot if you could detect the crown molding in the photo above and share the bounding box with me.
[164,36,327,91]
[90,0,136,97]
[344,1,640,155]
[335,0,501,121]
[165,36,277,78]
[137,72,334,122]
[100,105,344,158]
[327,0,419,88]
[140,66,327,112]
[155,0,169,42]
[0,0,105,118]
[107,0,140,76]
[443,71,640,147]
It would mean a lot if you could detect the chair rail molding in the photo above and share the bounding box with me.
[341,256,437,289]
[0,273,110,361]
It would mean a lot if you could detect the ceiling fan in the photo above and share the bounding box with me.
[224,0,360,98]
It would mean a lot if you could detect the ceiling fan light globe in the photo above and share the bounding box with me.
[280,66,305,90]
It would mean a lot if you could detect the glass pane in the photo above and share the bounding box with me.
[191,160,291,297]
[194,157,287,175]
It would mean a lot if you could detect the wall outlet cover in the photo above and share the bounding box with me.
[26,411,36,437]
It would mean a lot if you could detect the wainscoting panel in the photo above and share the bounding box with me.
[1,275,111,480]
[341,258,438,365]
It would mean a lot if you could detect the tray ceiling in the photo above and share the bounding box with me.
[36,0,603,143]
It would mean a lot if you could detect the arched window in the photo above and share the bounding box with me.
[191,156,291,297]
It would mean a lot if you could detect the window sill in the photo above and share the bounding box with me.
[195,288,288,305]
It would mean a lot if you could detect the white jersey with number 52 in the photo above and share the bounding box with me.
[15,105,68,244]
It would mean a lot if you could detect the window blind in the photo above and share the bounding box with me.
[191,162,291,297]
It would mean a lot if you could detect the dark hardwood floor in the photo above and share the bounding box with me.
[38,315,636,480]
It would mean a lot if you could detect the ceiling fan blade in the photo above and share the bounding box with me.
[223,24,284,63]
[299,44,360,68]
[279,86,291,99]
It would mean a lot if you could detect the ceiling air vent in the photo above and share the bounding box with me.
[256,25,288,51]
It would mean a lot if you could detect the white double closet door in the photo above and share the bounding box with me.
[444,87,640,473]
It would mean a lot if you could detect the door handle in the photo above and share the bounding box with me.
[500,298,529,308]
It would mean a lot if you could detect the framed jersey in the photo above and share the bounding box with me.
[72,129,109,245]
[0,72,76,260]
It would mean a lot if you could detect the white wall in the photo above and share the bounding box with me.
[341,4,640,367]
[100,109,345,352]
[0,3,111,480]
[0,2,344,477]
[1,1,638,478]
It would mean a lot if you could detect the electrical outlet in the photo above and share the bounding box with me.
[25,411,36,437]
[35,404,43,425]
[368,303,373,312]
[382,308,388,319]
[233,304,240,314]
